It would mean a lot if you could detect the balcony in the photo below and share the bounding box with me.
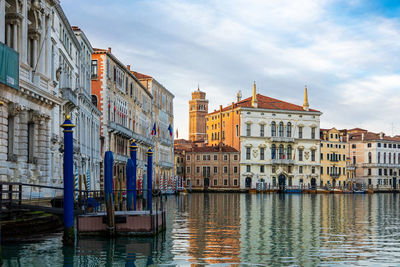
[362,163,399,168]
[271,136,295,143]
[346,164,356,171]
[271,159,295,165]
[109,121,133,139]
[60,87,78,108]
[330,173,340,178]
[132,131,154,147]
[114,153,129,163]
[202,173,211,178]
[158,161,174,169]
[159,137,173,147]
[0,41,19,90]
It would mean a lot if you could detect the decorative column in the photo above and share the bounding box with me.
[129,140,138,210]
[146,148,153,211]
[60,115,75,245]
[12,22,18,51]
[6,23,11,46]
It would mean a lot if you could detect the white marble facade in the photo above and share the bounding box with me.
[240,105,322,189]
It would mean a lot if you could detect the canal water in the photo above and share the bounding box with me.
[3,193,400,266]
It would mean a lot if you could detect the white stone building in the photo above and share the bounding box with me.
[239,85,322,189]
[0,0,62,185]
[131,71,174,186]
[346,129,400,189]
[72,26,101,191]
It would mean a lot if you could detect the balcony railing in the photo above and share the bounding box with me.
[271,136,295,143]
[330,173,340,178]
[271,159,295,164]
[159,137,173,147]
[61,87,77,107]
[132,132,154,147]
[362,163,399,168]
[158,161,174,169]
[109,121,132,139]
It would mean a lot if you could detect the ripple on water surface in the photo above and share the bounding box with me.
[2,193,400,266]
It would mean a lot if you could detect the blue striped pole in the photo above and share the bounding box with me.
[86,169,91,191]
[146,148,153,211]
[74,166,79,201]
[130,140,137,210]
[60,115,75,245]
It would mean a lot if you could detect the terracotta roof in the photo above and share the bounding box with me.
[207,94,320,115]
[93,48,108,53]
[188,145,238,153]
[131,71,152,80]
[71,26,81,31]
[348,131,400,142]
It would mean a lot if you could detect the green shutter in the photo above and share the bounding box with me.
[0,42,19,90]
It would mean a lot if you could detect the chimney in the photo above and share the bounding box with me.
[108,47,112,53]
[303,86,309,111]
[127,65,130,71]
[220,105,222,111]
[380,132,384,139]
[362,133,365,141]
[237,90,242,102]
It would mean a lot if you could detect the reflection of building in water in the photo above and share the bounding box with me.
[185,193,241,265]
[240,194,321,265]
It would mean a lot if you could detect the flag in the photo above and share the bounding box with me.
[151,123,157,136]
[168,124,173,137]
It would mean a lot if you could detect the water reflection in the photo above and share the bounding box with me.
[2,194,400,266]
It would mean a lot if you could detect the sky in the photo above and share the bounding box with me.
[62,0,400,139]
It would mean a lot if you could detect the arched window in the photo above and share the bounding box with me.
[278,122,284,137]
[384,152,386,164]
[378,152,381,163]
[395,153,397,165]
[287,145,292,160]
[368,152,372,164]
[271,122,276,137]
[279,145,284,159]
[271,144,276,159]
[389,153,392,164]
[91,95,98,107]
[287,122,292,137]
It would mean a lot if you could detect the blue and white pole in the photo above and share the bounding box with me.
[146,148,153,211]
[60,115,75,245]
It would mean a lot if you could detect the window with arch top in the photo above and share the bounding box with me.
[278,122,284,137]
[271,122,276,137]
[287,122,292,137]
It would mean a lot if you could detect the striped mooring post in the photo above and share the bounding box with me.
[104,151,115,236]
[60,115,75,245]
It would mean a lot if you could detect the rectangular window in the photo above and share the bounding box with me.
[260,165,265,173]
[299,166,303,174]
[234,166,238,173]
[197,155,200,161]
[7,115,15,160]
[246,165,251,172]
[196,166,200,173]
[298,149,303,161]
[367,143,371,148]
[260,124,264,137]
[214,155,218,161]
[379,169,382,176]
[236,125,239,136]
[311,127,316,139]
[214,179,217,186]
[186,155,191,161]
[311,150,315,161]
[224,155,228,161]
[312,167,315,174]
[196,179,200,186]
[234,179,238,186]
[320,167,323,175]
[246,124,251,136]
[321,153,323,160]
[298,126,303,139]
[186,166,190,174]
[214,166,218,174]
[234,155,238,160]
[224,179,228,186]
[368,168,371,175]
[223,166,228,174]
[91,60,98,79]
[246,147,251,160]
[352,144,356,149]
[260,147,265,160]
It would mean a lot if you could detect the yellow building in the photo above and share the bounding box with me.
[320,128,347,188]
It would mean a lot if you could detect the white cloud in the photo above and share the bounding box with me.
[61,0,400,139]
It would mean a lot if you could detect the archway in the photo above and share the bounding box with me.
[311,178,316,189]
[278,174,286,190]
[245,177,252,188]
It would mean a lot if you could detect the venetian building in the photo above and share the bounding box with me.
[132,71,174,186]
[346,129,400,189]
[0,0,61,185]
[189,87,208,142]
[320,128,347,188]
[206,83,322,189]
[72,26,101,190]
[91,48,153,189]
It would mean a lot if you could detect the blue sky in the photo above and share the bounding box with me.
[62,0,400,138]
